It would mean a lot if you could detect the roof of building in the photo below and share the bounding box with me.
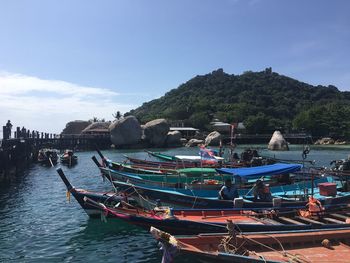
[212,123,231,127]
[170,127,199,131]
[210,121,231,126]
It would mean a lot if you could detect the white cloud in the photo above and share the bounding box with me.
[0,72,118,97]
[0,72,137,134]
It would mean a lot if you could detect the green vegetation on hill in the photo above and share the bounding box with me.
[126,68,350,139]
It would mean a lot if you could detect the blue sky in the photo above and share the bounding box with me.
[0,0,349,133]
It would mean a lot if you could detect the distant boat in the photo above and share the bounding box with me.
[37,148,59,166]
[125,155,199,169]
[60,149,78,166]
[146,150,224,166]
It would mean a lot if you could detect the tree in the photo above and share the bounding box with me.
[90,117,98,122]
[124,68,350,134]
[89,117,105,123]
[188,112,211,130]
[244,113,270,134]
[293,103,350,138]
[113,111,123,120]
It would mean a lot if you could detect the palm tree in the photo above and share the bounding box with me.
[112,111,122,120]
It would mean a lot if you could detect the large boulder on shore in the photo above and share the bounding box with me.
[61,120,91,135]
[81,121,110,134]
[109,116,142,146]
[268,131,289,151]
[186,139,204,147]
[205,131,222,146]
[143,119,170,147]
[166,131,182,146]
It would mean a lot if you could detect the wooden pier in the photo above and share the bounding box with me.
[0,125,111,182]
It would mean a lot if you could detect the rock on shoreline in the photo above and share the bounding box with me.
[268,130,289,151]
[314,137,348,145]
[109,116,142,146]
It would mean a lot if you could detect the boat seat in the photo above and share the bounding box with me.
[323,217,345,224]
[258,218,282,225]
[278,217,305,225]
[295,216,325,225]
[330,213,349,220]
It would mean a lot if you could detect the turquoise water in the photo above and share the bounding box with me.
[1,145,350,262]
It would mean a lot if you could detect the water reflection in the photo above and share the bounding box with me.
[63,219,161,263]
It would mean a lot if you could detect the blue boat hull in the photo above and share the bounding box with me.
[113,180,350,209]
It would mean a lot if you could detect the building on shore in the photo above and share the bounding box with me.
[169,127,198,139]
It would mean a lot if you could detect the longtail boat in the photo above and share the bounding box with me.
[84,196,350,235]
[104,158,220,176]
[145,150,179,162]
[112,179,350,210]
[99,162,338,199]
[99,167,229,190]
[146,150,225,166]
[56,167,350,235]
[60,149,78,166]
[125,155,198,169]
[105,160,169,175]
[37,148,59,166]
[97,158,308,192]
[56,168,135,217]
[150,226,350,262]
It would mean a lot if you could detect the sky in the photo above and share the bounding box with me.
[0,0,349,134]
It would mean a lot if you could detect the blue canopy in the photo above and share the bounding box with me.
[216,163,302,178]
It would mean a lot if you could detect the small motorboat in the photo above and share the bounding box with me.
[37,148,59,166]
[60,149,78,166]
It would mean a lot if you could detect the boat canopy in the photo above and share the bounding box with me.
[216,163,302,178]
[177,167,217,176]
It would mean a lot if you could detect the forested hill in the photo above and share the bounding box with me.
[126,68,350,138]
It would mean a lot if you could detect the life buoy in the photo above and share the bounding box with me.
[206,180,218,185]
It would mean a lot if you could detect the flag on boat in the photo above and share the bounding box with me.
[199,146,218,164]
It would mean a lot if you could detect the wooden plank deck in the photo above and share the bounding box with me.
[278,217,305,225]
[295,216,325,225]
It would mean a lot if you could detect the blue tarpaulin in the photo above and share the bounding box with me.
[216,163,302,178]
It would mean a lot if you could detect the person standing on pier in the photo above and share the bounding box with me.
[6,120,12,139]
